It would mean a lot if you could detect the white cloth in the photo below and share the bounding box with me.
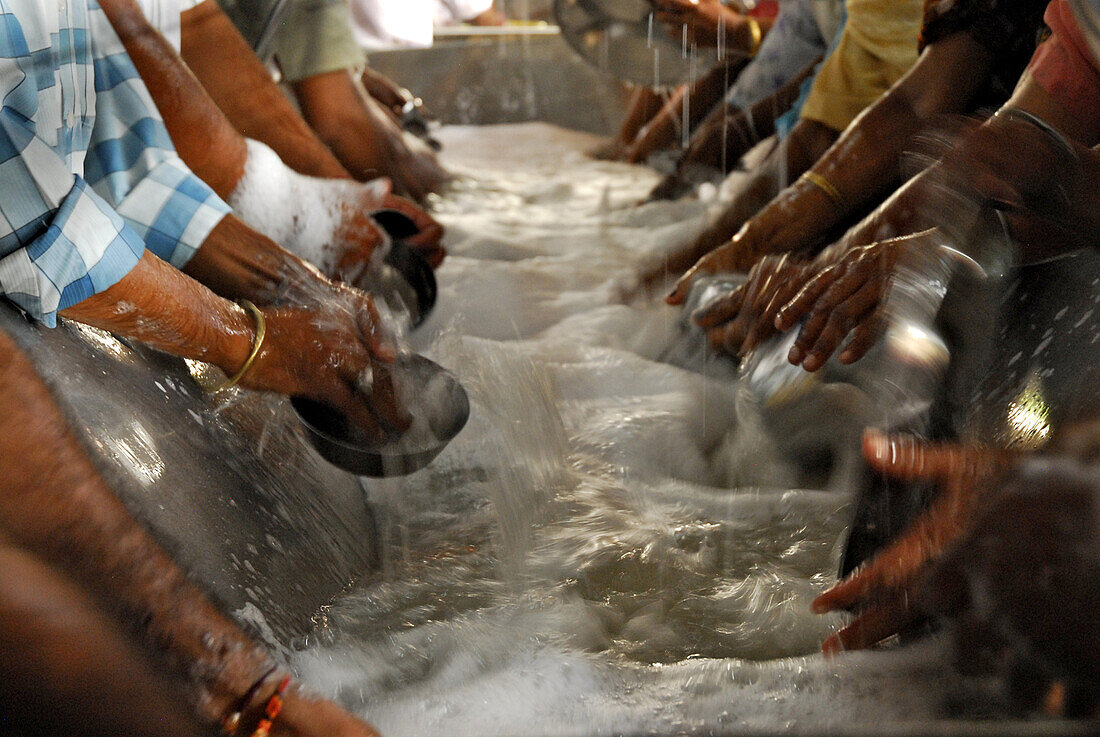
[350,0,494,49]
[132,0,203,50]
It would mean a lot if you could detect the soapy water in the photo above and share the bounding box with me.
[284,124,982,734]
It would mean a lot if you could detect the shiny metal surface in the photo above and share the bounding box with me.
[367,31,630,135]
[293,355,470,477]
[0,306,380,642]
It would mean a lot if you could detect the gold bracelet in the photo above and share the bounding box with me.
[800,171,845,214]
[746,16,763,57]
[214,300,266,393]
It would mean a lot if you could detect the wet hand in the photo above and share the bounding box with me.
[273,686,382,737]
[692,253,815,356]
[377,192,446,268]
[236,284,408,441]
[774,236,912,372]
[666,229,764,305]
[812,431,1009,654]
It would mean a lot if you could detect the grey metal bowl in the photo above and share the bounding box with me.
[292,355,470,477]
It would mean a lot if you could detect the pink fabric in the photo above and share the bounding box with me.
[1028,0,1100,123]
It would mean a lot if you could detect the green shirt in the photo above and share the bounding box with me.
[217,0,365,81]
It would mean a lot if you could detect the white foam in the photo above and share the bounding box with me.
[285,124,971,736]
[228,138,390,275]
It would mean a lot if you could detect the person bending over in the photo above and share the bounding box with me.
[660,0,1049,297]
[591,0,778,163]
[214,0,448,201]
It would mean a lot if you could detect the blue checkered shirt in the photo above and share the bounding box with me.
[0,0,229,326]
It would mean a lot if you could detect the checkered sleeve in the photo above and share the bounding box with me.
[83,4,229,270]
[0,110,144,326]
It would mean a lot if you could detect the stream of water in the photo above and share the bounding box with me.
[286,123,972,736]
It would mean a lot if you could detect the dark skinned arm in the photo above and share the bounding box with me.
[668,30,996,302]
[293,69,448,201]
[0,328,380,737]
[625,58,749,164]
[179,0,351,181]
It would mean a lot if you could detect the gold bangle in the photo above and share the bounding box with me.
[800,171,845,214]
[746,17,763,57]
[215,300,266,393]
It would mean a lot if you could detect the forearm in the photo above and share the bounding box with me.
[749,34,996,258]
[293,70,393,180]
[180,0,350,181]
[691,118,839,260]
[98,0,247,198]
[0,327,273,727]
[61,250,252,373]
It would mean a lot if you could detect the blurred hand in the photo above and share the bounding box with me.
[773,236,914,372]
[692,253,816,355]
[653,0,742,47]
[812,431,1009,654]
[273,687,381,737]
[666,227,766,304]
[383,132,450,203]
[238,283,408,441]
[921,427,1100,716]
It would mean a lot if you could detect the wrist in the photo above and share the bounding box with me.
[210,300,255,378]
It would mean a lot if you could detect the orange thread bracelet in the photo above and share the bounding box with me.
[223,665,278,735]
[250,675,291,737]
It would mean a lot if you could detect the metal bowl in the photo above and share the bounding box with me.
[292,355,470,477]
[370,210,438,328]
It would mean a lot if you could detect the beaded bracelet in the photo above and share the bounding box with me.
[215,299,266,393]
[222,665,279,735]
[251,675,292,737]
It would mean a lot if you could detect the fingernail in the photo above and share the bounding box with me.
[811,598,830,615]
[787,346,803,364]
[839,350,854,363]
[821,634,843,656]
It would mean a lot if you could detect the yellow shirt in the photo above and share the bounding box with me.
[799,0,924,131]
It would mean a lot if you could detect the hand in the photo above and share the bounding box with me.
[332,183,445,280]
[273,686,381,737]
[920,427,1100,716]
[666,227,765,304]
[812,431,1009,654]
[377,192,446,268]
[653,0,741,47]
[238,283,408,441]
[773,236,915,372]
[382,132,450,203]
[692,253,816,355]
